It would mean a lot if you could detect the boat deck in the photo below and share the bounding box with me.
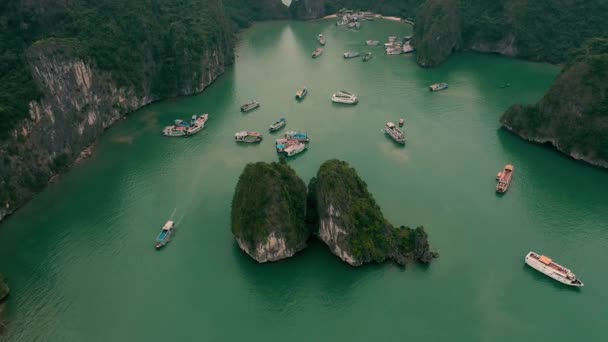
[529,253,570,275]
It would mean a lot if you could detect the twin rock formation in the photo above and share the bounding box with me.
[231,160,436,266]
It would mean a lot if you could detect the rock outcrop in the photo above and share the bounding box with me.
[231,162,310,263]
[289,0,326,20]
[501,38,608,168]
[413,0,461,68]
[0,274,8,302]
[308,160,435,266]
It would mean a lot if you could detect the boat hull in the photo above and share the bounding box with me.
[524,253,583,287]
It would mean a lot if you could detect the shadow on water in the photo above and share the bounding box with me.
[233,238,384,311]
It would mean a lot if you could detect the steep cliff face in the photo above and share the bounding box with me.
[231,162,310,263]
[501,39,608,168]
[290,0,326,19]
[414,0,608,67]
[308,160,435,266]
[0,274,8,302]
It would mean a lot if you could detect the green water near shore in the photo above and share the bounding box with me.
[1,20,607,341]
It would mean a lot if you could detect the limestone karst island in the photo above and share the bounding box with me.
[0,0,606,341]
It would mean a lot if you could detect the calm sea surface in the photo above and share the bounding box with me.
[1,20,607,341]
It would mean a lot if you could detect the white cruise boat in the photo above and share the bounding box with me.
[185,114,209,135]
[384,122,405,144]
[525,252,583,287]
[331,91,358,104]
[284,142,307,157]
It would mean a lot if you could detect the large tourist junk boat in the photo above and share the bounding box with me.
[312,48,324,58]
[331,90,358,104]
[155,220,175,250]
[235,131,263,143]
[185,114,209,135]
[163,120,189,137]
[384,121,406,144]
[496,164,514,193]
[317,34,326,46]
[240,100,260,112]
[525,252,584,287]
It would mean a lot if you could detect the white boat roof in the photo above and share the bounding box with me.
[163,221,174,229]
[235,131,248,137]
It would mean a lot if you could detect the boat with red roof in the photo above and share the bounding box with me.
[525,252,583,287]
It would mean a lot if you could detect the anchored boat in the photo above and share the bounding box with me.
[285,130,309,142]
[343,51,361,58]
[366,40,380,46]
[402,42,415,53]
[317,34,326,46]
[363,52,373,62]
[384,122,406,144]
[269,118,286,132]
[163,119,189,137]
[525,252,583,287]
[331,90,358,104]
[240,100,260,112]
[284,142,307,157]
[496,164,514,193]
[185,114,209,136]
[235,131,263,143]
[430,83,448,91]
[312,48,323,58]
[155,220,175,249]
[296,87,308,100]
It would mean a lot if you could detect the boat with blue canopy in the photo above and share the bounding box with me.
[155,220,175,249]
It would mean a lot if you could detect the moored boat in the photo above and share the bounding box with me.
[318,34,326,46]
[496,164,514,193]
[269,118,286,132]
[284,142,307,157]
[155,220,175,249]
[240,100,260,112]
[185,114,209,135]
[384,121,406,144]
[524,252,583,287]
[312,48,323,58]
[366,40,380,46]
[385,47,402,55]
[163,119,189,137]
[343,51,361,58]
[331,90,358,104]
[402,42,415,53]
[399,118,404,127]
[296,87,308,100]
[235,131,263,143]
[429,83,448,91]
[285,130,309,142]
[362,52,373,62]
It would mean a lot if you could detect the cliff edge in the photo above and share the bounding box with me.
[308,160,435,266]
[501,39,608,168]
[231,162,310,263]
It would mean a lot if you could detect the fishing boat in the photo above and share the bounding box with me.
[366,40,380,46]
[525,252,583,287]
[269,118,286,132]
[155,220,175,249]
[331,90,358,104]
[399,118,404,127]
[496,164,514,193]
[284,142,307,157]
[429,83,448,91]
[384,121,406,144]
[240,100,260,112]
[163,119,189,137]
[312,48,323,58]
[363,52,373,62]
[235,131,263,143]
[296,87,308,100]
[185,114,209,135]
[285,130,309,142]
[317,34,326,46]
[343,51,361,58]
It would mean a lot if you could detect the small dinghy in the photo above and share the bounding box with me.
[155,221,175,249]
[269,118,286,132]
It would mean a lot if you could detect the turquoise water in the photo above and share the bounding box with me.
[1,20,607,341]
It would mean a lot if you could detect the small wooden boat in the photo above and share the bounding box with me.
[155,221,175,249]
[525,252,583,287]
[312,48,323,58]
[317,34,326,46]
[430,83,448,91]
[241,100,260,112]
[362,52,373,62]
[296,87,308,100]
[399,118,404,127]
[269,118,286,132]
[496,164,514,193]
[366,40,379,46]
[235,131,263,143]
[343,51,361,58]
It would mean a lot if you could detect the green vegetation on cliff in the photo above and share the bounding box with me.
[309,160,434,265]
[231,161,309,258]
[501,38,608,167]
[414,0,608,67]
